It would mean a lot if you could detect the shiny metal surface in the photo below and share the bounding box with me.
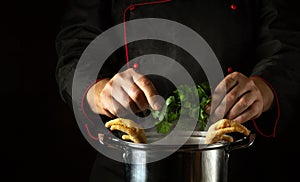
[125,131,229,151]
[100,131,255,182]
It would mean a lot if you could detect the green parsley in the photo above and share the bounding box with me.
[151,82,211,134]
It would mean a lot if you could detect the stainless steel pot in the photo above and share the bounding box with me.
[99,131,255,182]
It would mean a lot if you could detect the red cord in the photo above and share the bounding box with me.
[85,124,99,141]
[123,0,172,68]
[250,76,280,138]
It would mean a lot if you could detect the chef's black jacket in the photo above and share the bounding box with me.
[55,0,300,181]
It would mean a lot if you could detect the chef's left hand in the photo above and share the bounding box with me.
[209,72,274,124]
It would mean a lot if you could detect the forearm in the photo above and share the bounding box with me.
[250,0,300,137]
[55,0,113,105]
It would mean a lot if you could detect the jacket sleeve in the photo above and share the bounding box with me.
[250,0,300,138]
[55,0,113,107]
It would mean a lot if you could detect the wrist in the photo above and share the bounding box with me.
[250,76,274,112]
[86,78,109,113]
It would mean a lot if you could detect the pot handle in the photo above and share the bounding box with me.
[98,133,127,152]
[226,133,255,153]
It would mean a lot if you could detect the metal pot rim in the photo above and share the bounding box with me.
[123,131,234,151]
[100,130,255,153]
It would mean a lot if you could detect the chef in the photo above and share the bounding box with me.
[55,0,300,181]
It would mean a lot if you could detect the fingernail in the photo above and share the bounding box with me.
[151,95,165,110]
[154,102,162,110]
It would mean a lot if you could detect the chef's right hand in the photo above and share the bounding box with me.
[86,68,164,118]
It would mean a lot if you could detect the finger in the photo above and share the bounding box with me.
[110,73,143,113]
[214,82,251,119]
[212,72,254,119]
[205,101,211,115]
[210,73,238,115]
[107,96,128,117]
[232,101,262,123]
[111,87,140,114]
[131,70,163,110]
[123,82,149,111]
[97,89,117,117]
[102,108,115,118]
[226,92,256,120]
[115,74,148,113]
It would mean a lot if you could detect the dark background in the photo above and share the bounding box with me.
[1,1,97,181]
[2,1,300,181]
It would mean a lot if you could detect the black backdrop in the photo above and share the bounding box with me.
[1,1,97,181]
[3,1,300,181]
